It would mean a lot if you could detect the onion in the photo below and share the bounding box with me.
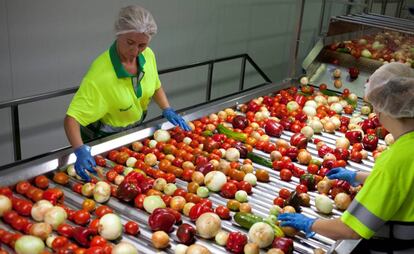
[132,141,143,152]
[276,139,289,148]
[183,137,192,145]
[339,99,348,107]
[336,137,350,150]
[44,206,67,229]
[112,241,138,254]
[114,175,125,185]
[183,202,195,217]
[67,165,77,177]
[334,193,352,210]
[327,96,339,104]
[315,194,333,214]
[305,100,317,108]
[269,205,282,216]
[170,196,186,212]
[144,153,157,166]
[361,150,368,159]
[175,244,188,254]
[240,164,254,174]
[154,178,167,191]
[301,126,314,140]
[29,222,52,240]
[224,108,235,116]
[182,161,195,170]
[385,134,394,145]
[31,200,53,222]
[248,222,275,248]
[270,151,282,162]
[348,93,358,102]
[215,230,229,246]
[314,95,327,105]
[148,139,157,148]
[197,187,209,198]
[15,235,45,254]
[126,157,137,167]
[204,171,227,192]
[81,183,95,197]
[143,195,166,213]
[154,129,171,142]
[297,150,312,165]
[244,243,260,254]
[281,205,296,213]
[152,231,169,249]
[185,244,211,254]
[196,212,222,239]
[225,148,240,162]
[93,181,111,203]
[323,153,336,161]
[317,180,332,194]
[267,248,285,254]
[360,106,371,115]
[46,234,57,248]
[300,76,309,85]
[243,173,257,186]
[0,195,12,217]
[309,120,323,133]
[323,121,336,133]
[235,190,248,202]
[330,117,341,129]
[287,101,300,112]
[164,183,178,195]
[99,213,123,240]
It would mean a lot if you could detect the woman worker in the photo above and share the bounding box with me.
[64,5,190,181]
[279,62,414,253]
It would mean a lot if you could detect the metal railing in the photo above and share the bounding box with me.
[0,54,271,162]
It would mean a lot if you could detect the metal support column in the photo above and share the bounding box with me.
[239,57,246,91]
[11,105,21,161]
[318,0,327,35]
[288,0,306,77]
[206,63,214,101]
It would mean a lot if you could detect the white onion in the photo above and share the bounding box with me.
[385,134,394,145]
[300,76,309,85]
[301,126,314,140]
[175,244,188,254]
[248,222,275,248]
[235,190,248,202]
[148,139,158,149]
[93,181,111,203]
[31,200,53,222]
[330,103,343,113]
[112,241,139,254]
[196,213,222,239]
[98,213,123,240]
[360,106,371,115]
[305,100,317,108]
[67,165,77,177]
[348,93,358,102]
[336,137,350,150]
[44,206,67,230]
[315,195,333,214]
[327,96,339,104]
[314,95,327,105]
[15,235,45,254]
[30,222,52,240]
[46,234,57,248]
[185,244,212,254]
[154,178,168,191]
[270,151,282,162]
[215,230,229,246]
[183,137,192,145]
[334,193,352,210]
[143,196,166,213]
[286,101,299,112]
[225,147,240,161]
[330,117,341,129]
[309,120,323,133]
[0,195,12,217]
[244,173,257,186]
[114,175,125,185]
[126,157,137,167]
[123,167,134,176]
[154,129,171,142]
[81,183,95,197]
[303,106,316,117]
[204,171,227,192]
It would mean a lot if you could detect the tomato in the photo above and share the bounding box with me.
[273,197,285,207]
[0,232,13,245]
[11,216,26,231]
[280,169,293,181]
[263,142,277,153]
[16,181,31,194]
[237,181,252,194]
[53,172,69,185]
[72,183,83,194]
[307,164,319,174]
[220,182,238,199]
[88,218,100,235]
[0,187,12,198]
[161,194,172,206]
[94,155,106,167]
[185,193,201,204]
[125,221,140,235]
[18,202,33,217]
[296,184,308,194]
[34,175,49,189]
[350,151,362,163]
[3,210,18,225]
[215,205,230,220]
[73,210,91,225]
[107,150,119,161]
[102,245,112,254]
[52,236,69,251]
[105,170,118,183]
[133,194,146,209]
[82,199,96,212]
[352,143,363,151]
[278,188,291,199]
[95,205,113,218]
[173,188,187,197]
[90,236,107,247]
[84,246,105,254]
[57,223,74,238]
[255,169,269,182]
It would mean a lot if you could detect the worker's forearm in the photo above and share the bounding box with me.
[153,87,170,110]
[355,171,370,184]
[64,115,84,149]
[312,218,360,240]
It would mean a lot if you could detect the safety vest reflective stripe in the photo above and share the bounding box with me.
[347,199,385,232]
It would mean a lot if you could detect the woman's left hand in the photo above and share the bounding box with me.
[162,107,191,131]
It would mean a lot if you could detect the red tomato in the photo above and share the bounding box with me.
[173,188,187,197]
[319,83,327,91]
[278,188,291,199]
[215,205,230,220]
[72,183,83,194]
[73,210,91,225]
[89,219,100,235]
[15,181,31,195]
[11,217,27,231]
[3,210,18,224]
[125,221,140,235]
[105,170,118,182]
[112,164,124,174]
[280,169,293,181]
[352,143,363,151]
[94,156,106,167]
[57,223,74,238]
[134,194,146,209]
[52,236,69,251]
[296,184,308,194]
[34,175,49,189]
[237,181,252,194]
[220,182,238,199]
[107,150,119,161]
[350,151,362,163]
[85,246,105,254]
[95,206,113,218]
[273,197,285,207]
[307,164,319,174]
[90,236,107,247]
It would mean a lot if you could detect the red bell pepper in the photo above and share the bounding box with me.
[226,232,248,254]
[294,94,307,107]
[290,133,307,149]
[148,208,176,232]
[42,188,64,205]
[272,237,294,254]
[264,120,284,137]
[189,202,213,221]
[317,145,333,158]
[358,119,375,133]
[340,116,350,128]
[72,226,95,247]
[362,134,378,151]
[116,181,141,202]
[345,130,363,145]
[333,148,349,161]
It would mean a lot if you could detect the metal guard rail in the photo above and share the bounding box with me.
[0,53,272,162]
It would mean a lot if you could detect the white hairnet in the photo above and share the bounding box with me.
[115,5,157,38]
[365,62,414,118]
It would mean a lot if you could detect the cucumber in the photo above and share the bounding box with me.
[247,153,273,168]
[217,124,247,142]
[234,212,263,229]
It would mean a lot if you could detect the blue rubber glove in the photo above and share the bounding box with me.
[326,167,357,186]
[278,213,316,237]
[162,107,191,131]
[74,145,97,182]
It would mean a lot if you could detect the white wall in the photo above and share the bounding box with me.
[0,0,328,165]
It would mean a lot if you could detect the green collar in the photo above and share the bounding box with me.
[109,41,146,78]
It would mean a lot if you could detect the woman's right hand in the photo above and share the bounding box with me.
[74,145,97,181]
[326,167,357,185]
